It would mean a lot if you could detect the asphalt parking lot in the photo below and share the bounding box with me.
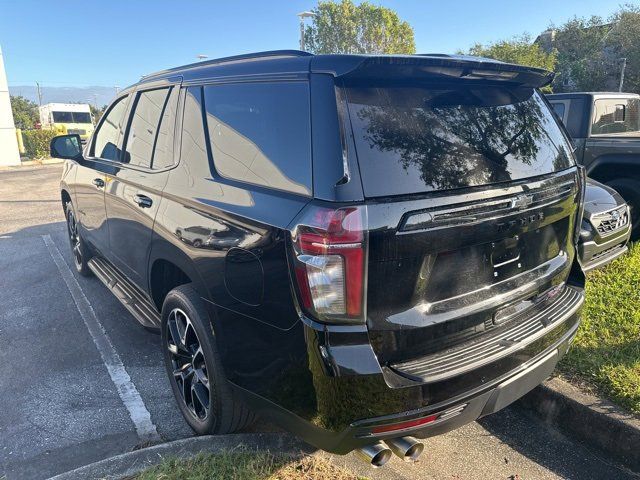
[0,164,637,480]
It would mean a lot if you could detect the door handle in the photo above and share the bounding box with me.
[92,178,105,188]
[133,194,153,208]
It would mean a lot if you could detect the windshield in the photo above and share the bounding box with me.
[52,111,92,124]
[345,84,574,197]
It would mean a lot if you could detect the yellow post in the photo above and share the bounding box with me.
[15,128,25,154]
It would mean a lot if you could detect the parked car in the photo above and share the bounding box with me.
[546,92,640,239]
[52,51,586,467]
[579,179,631,272]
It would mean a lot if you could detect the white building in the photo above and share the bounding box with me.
[0,45,20,166]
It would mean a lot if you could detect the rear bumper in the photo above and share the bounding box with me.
[232,287,583,455]
[355,329,574,444]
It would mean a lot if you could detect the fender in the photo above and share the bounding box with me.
[60,160,78,209]
[147,229,209,305]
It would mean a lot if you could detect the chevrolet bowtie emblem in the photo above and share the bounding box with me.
[511,194,533,210]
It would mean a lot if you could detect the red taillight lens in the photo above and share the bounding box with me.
[370,414,439,434]
[290,205,367,323]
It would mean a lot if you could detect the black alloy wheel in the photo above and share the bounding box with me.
[161,285,255,434]
[67,209,82,269]
[166,307,211,421]
[65,202,92,276]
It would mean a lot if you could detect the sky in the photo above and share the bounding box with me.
[0,0,625,89]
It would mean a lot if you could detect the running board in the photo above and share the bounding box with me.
[88,257,161,330]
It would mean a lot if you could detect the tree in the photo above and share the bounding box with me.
[90,104,107,124]
[465,35,558,92]
[551,15,614,92]
[10,95,39,130]
[548,5,640,93]
[607,5,640,93]
[303,0,415,55]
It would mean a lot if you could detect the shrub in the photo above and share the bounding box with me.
[22,129,59,159]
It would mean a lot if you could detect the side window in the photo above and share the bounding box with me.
[180,87,209,169]
[152,87,179,169]
[123,88,171,168]
[202,82,312,196]
[592,98,640,135]
[92,95,129,160]
[550,102,565,122]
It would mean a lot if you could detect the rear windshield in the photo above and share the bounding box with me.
[345,85,574,197]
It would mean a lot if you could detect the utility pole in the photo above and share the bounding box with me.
[619,57,627,92]
[114,85,121,97]
[36,81,42,106]
[297,11,315,51]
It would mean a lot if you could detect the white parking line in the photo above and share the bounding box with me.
[42,234,161,443]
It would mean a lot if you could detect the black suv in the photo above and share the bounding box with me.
[52,51,585,467]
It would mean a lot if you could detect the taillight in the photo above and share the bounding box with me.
[290,205,367,324]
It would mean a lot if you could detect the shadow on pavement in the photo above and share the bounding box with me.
[479,403,638,479]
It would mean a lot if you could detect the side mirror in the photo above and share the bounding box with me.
[50,134,83,160]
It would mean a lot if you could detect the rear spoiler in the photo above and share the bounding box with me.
[311,54,554,89]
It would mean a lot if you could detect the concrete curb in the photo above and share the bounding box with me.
[0,158,63,170]
[520,377,640,472]
[21,158,64,166]
[47,433,308,480]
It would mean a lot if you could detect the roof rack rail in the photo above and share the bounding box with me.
[141,50,314,80]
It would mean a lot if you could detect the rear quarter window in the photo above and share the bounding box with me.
[202,82,312,196]
[591,98,640,136]
[345,85,574,198]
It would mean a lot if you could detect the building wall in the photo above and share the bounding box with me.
[0,45,20,166]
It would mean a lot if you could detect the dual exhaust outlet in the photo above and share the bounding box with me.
[356,436,424,467]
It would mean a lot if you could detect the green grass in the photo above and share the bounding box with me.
[133,450,369,480]
[560,242,640,414]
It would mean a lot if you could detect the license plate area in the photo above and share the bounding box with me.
[491,236,523,278]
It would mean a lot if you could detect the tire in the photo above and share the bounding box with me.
[161,284,255,434]
[604,178,640,241]
[65,201,93,277]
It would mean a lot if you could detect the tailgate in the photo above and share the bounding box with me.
[365,169,581,375]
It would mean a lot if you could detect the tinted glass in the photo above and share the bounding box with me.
[52,111,91,123]
[73,112,92,123]
[551,102,565,120]
[180,87,209,170]
[123,88,170,168]
[93,95,129,161]
[591,98,640,136]
[52,111,73,122]
[152,87,179,169]
[202,82,312,196]
[346,85,574,197]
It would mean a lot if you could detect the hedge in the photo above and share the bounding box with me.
[22,129,59,159]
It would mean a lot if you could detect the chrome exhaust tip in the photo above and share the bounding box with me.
[355,442,393,468]
[385,436,424,462]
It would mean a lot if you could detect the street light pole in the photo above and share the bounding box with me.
[297,11,315,51]
[619,57,627,92]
